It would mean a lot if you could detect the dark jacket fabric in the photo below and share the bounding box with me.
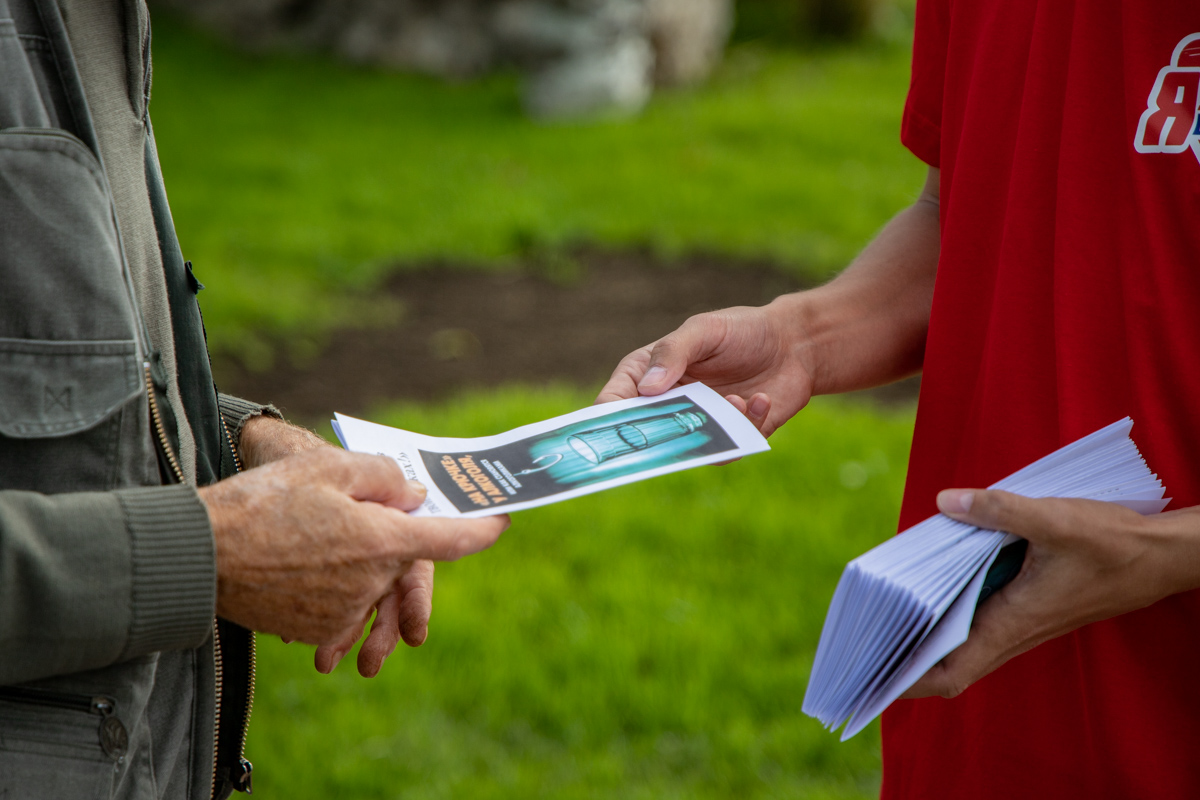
[0,1,264,796]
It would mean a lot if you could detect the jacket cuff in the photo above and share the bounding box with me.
[116,484,216,658]
[217,393,283,450]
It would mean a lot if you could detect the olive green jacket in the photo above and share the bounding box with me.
[1,1,267,796]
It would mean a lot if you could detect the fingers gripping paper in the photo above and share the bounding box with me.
[332,384,770,518]
[803,418,1169,740]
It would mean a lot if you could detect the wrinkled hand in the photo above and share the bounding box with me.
[902,489,1200,700]
[596,303,813,437]
[310,558,434,677]
[235,415,440,675]
[200,448,508,677]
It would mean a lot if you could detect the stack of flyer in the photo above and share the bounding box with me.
[803,418,1169,740]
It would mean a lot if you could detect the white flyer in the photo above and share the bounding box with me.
[332,383,770,518]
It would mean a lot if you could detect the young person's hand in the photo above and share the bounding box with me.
[902,490,1200,700]
[199,448,508,678]
[596,302,815,437]
[598,167,942,438]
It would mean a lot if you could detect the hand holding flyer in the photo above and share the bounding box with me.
[332,384,770,517]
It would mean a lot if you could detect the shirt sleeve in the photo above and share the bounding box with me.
[901,0,950,167]
[0,485,216,685]
[217,393,284,454]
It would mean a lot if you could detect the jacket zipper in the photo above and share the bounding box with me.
[143,360,254,794]
[144,362,185,484]
[145,360,227,793]
[0,686,129,761]
[217,413,255,796]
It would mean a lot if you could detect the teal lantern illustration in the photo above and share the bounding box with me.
[566,411,708,465]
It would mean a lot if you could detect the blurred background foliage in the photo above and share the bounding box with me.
[148,2,925,797]
[733,0,909,43]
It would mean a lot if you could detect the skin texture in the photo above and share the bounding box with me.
[201,416,507,678]
[237,413,332,469]
[597,165,1200,699]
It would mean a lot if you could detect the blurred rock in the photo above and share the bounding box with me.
[496,0,652,117]
[523,33,654,117]
[154,0,733,117]
[645,0,733,86]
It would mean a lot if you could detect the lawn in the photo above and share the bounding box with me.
[249,388,914,799]
[150,14,924,358]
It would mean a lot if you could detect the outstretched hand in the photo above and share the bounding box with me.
[902,489,1200,700]
[596,304,814,437]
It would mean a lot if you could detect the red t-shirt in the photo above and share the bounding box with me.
[883,1,1200,797]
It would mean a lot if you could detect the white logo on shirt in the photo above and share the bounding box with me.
[1135,33,1200,164]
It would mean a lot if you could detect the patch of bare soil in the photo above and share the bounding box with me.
[212,249,919,423]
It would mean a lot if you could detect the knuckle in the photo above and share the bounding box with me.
[940,671,970,699]
[650,337,679,363]
[442,530,470,561]
[978,490,1017,527]
[941,682,966,700]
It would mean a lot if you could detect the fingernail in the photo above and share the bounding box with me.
[411,480,427,500]
[748,396,769,418]
[638,366,667,390]
[938,490,974,514]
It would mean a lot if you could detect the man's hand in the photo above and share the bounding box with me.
[311,558,435,677]
[902,489,1200,700]
[199,447,508,677]
[596,303,815,437]
[234,415,440,675]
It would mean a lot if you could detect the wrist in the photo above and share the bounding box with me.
[763,290,830,396]
[1147,506,1200,599]
[239,415,332,469]
[217,393,283,460]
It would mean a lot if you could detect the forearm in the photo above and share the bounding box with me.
[775,168,941,396]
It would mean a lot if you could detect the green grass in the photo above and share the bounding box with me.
[150,16,924,358]
[146,16,925,793]
[247,387,914,799]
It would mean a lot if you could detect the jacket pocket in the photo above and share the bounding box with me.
[0,337,151,492]
[0,129,141,343]
[0,338,140,439]
[0,686,123,799]
[0,128,157,492]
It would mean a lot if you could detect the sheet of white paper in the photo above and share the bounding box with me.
[333,383,770,518]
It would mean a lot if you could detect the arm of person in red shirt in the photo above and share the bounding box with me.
[597,163,1200,701]
[596,166,941,433]
[899,489,1200,699]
